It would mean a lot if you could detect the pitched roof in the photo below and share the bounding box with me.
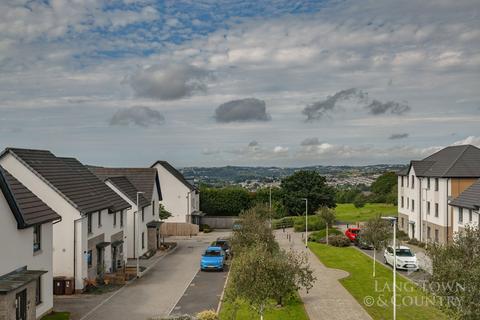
[450,179,480,210]
[106,176,150,208]
[397,145,480,178]
[4,148,130,214]
[88,167,161,201]
[0,166,60,228]
[151,160,196,191]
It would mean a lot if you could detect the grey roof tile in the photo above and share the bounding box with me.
[151,160,196,191]
[450,179,480,210]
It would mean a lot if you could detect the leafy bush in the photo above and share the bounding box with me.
[272,216,294,229]
[407,238,426,248]
[293,216,326,232]
[200,224,213,233]
[200,186,254,216]
[396,230,409,241]
[196,310,218,320]
[308,228,342,242]
[328,234,351,247]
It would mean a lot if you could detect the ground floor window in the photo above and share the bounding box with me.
[35,276,42,305]
[142,232,145,249]
[87,250,93,268]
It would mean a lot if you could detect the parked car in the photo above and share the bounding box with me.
[200,246,225,271]
[354,234,374,250]
[383,245,419,271]
[345,227,361,241]
[212,238,231,258]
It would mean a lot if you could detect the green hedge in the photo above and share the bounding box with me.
[308,228,342,242]
[272,217,294,229]
[293,215,325,232]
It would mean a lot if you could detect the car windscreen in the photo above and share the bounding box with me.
[396,249,414,257]
[204,250,221,257]
[351,229,360,234]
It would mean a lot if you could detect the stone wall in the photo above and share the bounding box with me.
[0,281,36,320]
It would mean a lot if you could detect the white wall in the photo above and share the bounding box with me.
[0,192,54,318]
[153,163,191,223]
[452,206,480,234]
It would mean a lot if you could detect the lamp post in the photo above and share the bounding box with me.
[136,191,145,278]
[269,185,272,229]
[302,198,308,248]
[382,216,397,320]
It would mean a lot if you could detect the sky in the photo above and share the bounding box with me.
[0,0,479,168]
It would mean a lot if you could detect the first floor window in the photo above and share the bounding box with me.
[435,178,439,191]
[427,201,431,215]
[98,211,102,227]
[88,213,93,233]
[427,178,431,189]
[401,197,404,208]
[469,209,473,222]
[35,277,42,305]
[152,201,155,216]
[407,197,409,209]
[141,232,145,249]
[33,225,41,252]
[435,203,439,217]
[459,208,463,223]
[113,212,117,226]
[120,211,124,227]
[411,199,415,212]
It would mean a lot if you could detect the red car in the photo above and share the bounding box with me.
[345,227,361,241]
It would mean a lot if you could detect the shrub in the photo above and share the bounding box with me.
[196,310,218,320]
[407,238,426,248]
[396,230,409,241]
[200,224,213,233]
[308,228,342,242]
[293,216,326,232]
[272,216,294,229]
[328,234,351,247]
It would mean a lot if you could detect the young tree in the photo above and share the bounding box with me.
[316,206,336,245]
[158,203,172,221]
[281,170,336,215]
[361,215,392,277]
[427,226,480,320]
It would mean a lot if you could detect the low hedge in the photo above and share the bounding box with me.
[293,215,326,232]
[272,216,294,229]
[328,234,351,247]
[308,228,342,242]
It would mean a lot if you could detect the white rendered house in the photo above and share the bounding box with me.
[0,148,131,292]
[397,145,480,244]
[449,179,480,234]
[88,167,163,258]
[151,161,201,224]
[0,166,60,319]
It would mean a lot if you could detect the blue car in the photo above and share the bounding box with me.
[200,246,225,271]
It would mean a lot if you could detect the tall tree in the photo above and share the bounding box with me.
[281,170,336,215]
[427,226,480,320]
[361,215,392,277]
[316,206,336,245]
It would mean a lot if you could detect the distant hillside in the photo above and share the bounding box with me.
[180,164,406,187]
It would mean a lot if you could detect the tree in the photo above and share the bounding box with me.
[158,203,172,221]
[199,186,254,216]
[370,172,397,204]
[427,226,480,320]
[225,244,315,320]
[316,207,336,245]
[353,193,366,208]
[281,170,336,216]
[361,215,392,277]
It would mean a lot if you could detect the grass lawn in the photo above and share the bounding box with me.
[309,243,447,320]
[41,312,70,320]
[335,203,397,223]
[219,294,308,320]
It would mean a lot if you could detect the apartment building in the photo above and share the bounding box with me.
[449,179,480,234]
[397,145,480,244]
[0,148,131,292]
[0,167,60,319]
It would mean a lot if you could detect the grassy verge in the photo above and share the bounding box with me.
[219,294,308,320]
[41,312,70,320]
[335,203,397,223]
[309,243,447,320]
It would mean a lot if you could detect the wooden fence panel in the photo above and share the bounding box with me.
[160,223,199,236]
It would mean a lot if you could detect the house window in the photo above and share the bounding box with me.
[459,208,463,224]
[35,277,42,305]
[33,225,41,252]
[435,203,439,217]
[113,212,117,227]
[435,178,439,191]
[141,232,145,249]
[411,199,415,212]
[87,250,93,268]
[407,197,409,209]
[406,177,409,187]
[152,201,155,216]
[142,208,145,222]
[411,176,415,189]
[401,196,404,208]
[98,211,102,227]
[434,229,439,243]
[88,213,93,233]
[427,201,431,215]
[427,226,431,240]
[427,178,430,189]
[401,177,404,187]
[120,211,124,227]
[469,210,473,222]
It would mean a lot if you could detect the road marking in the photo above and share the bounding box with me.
[216,264,231,314]
[168,269,200,316]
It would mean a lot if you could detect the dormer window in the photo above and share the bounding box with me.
[33,225,41,252]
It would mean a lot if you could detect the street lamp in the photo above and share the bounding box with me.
[302,198,308,248]
[136,191,145,278]
[382,216,398,320]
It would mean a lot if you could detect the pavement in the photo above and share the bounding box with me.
[54,231,230,320]
[276,229,373,320]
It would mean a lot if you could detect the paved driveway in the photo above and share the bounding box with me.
[56,231,230,320]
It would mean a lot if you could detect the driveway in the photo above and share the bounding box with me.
[55,231,230,320]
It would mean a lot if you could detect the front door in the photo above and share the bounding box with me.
[15,289,27,320]
[97,248,104,276]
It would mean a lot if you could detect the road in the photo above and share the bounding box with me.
[57,231,230,320]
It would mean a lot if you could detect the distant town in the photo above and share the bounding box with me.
[180,164,406,190]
